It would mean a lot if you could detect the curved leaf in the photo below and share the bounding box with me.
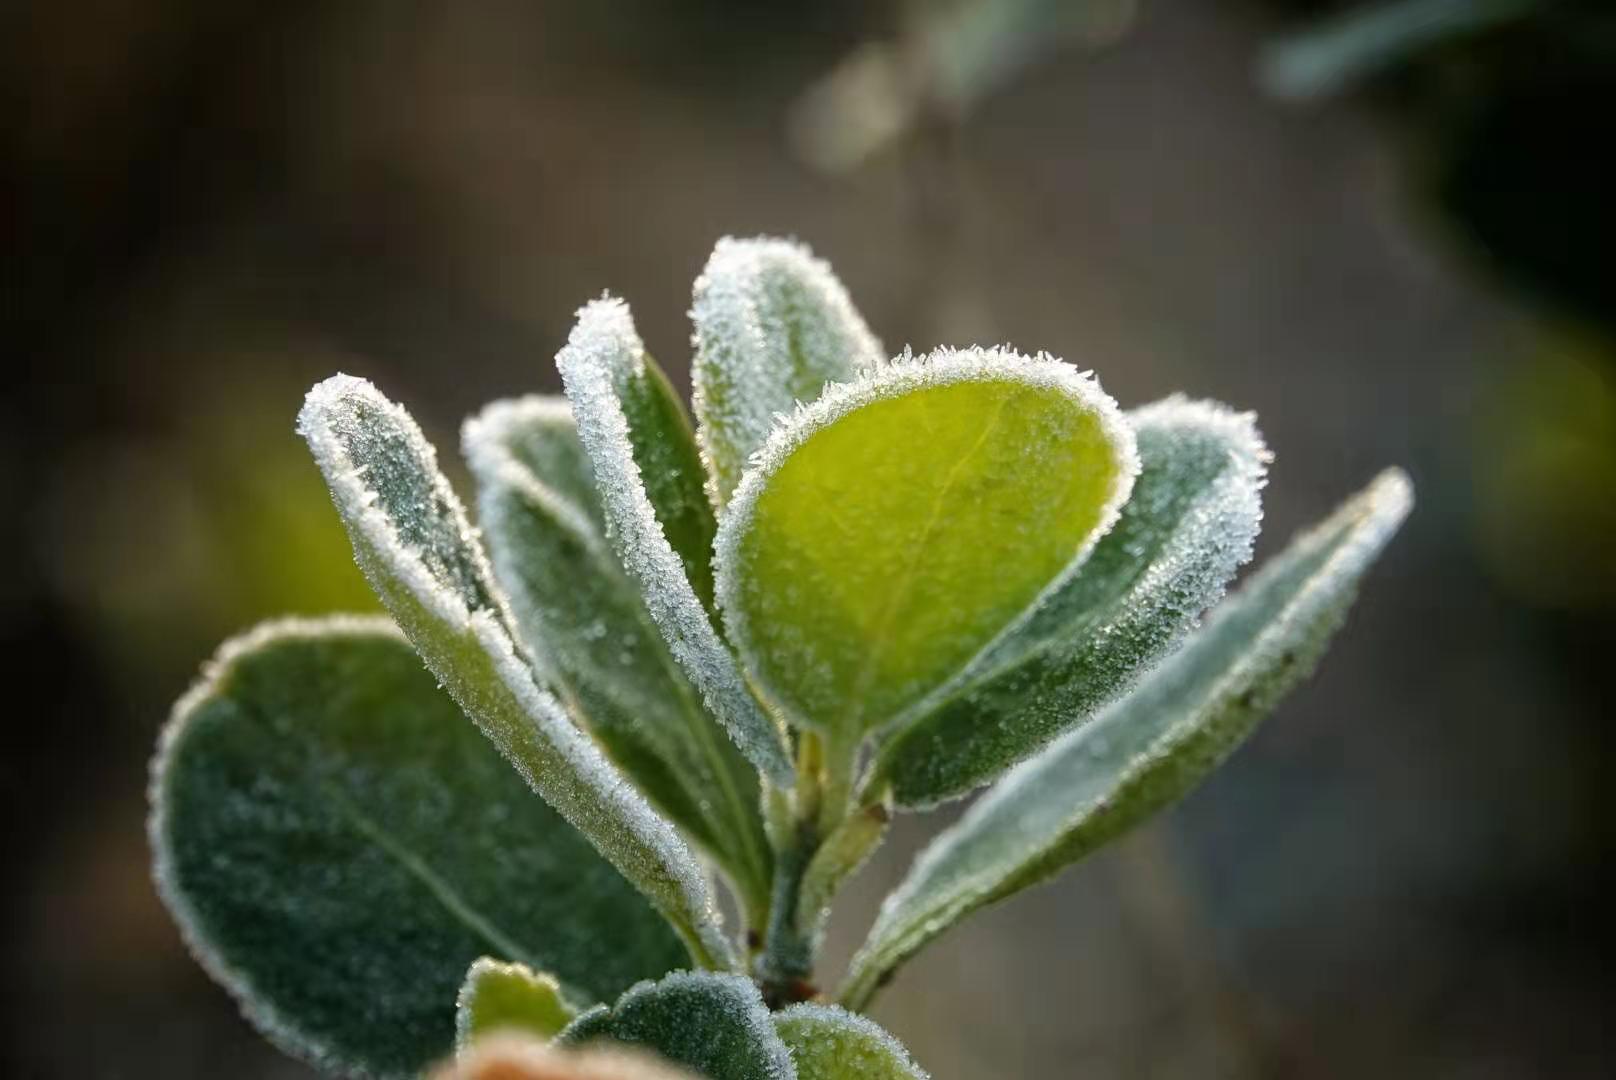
[841,469,1413,1009]
[149,619,687,1077]
[298,376,734,970]
[464,397,772,923]
[691,236,884,508]
[456,958,580,1049]
[715,347,1138,739]
[555,301,794,785]
[868,396,1268,806]
[558,972,795,1080]
[774,1005,927,1080]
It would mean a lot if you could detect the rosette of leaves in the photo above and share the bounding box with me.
[148,236,1412,1078]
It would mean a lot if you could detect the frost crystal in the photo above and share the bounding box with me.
[691,236,884,507]
[556,299,794,785]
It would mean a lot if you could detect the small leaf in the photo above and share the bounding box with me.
[299,376,735,970]
[149,619,687,1078]
[691,236,884,508]
[867,396,1268,806]
[437,1037,700,1080]
[840,469,1413,1009]
[715,347,1138,739]
[558,972,796,1080]
[457,958,580,1049]
[556,301,794,786]
[774,1005,927,1080]
[464,397,773,924]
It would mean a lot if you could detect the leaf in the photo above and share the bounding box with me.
[555,301,794,786]
[840,469,1413,1009]
[298,376,735,971]
[558,972,796,1080]
[773,1005,927,1080]
[1259,0,1536,103]
[149,619,688,1078]
[456,958,580,1049]
[691,236,884,508]
[714,347,1138,740]
[464,397,773,924]
[437,1038,700,1080]
[866,396,1268,807]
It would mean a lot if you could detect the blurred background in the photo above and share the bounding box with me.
[5,1,1613,1076]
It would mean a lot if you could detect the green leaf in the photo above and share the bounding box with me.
[714,347,1138,740]
[690,236,884,507]
[149,619,687,1078]
[555,301,794,786]
[840,469,1413,1009]
[558,972,795,1080]
[867,396,1268,807]
[456,958,580,1049]
[774,1005,927,1080]
[463,397,773,925]
[298,376,735,971]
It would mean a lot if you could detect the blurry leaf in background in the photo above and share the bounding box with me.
[1473,334,1616,609]
[1258,0,1539,103]
[789,0,1137,172]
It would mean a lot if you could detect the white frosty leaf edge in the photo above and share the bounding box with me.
[453,956,575,1052]
[462,396,607,567]
[774,1003,930,1079]
[841,468,1413,1006]
[297,376,735,970]
[148,614,409,1077]
[712,345,1141,732]
[568,970,798,1080]
[690,235,885,506]
[870,393,1270,807]
[556,299,795,786]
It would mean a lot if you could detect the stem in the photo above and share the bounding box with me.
[755,730,888,1007]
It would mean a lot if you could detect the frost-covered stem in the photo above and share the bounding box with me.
[755,732,831,1006]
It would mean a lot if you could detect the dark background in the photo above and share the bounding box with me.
[5,2,1613,1077]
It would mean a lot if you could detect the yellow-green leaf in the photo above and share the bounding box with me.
[715,347,1137,738]
[456,957,580,1048]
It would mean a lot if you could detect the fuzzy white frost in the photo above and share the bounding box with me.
[555,301,795,785]
[296,376,734,970]
[712,345,1141,727]
[691,236,884,507]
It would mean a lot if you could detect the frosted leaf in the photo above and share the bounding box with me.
[774,1005,928,1080]
[456,958,580,1050]
[436,1037,701,1080]
[558,971,796,1080]
[691,236,884,507]
[714,346,1138,739]
[555,301,794,786]
[867,396,1269,807]
[299,376,735,971]
[464,397,773,924]
[840,470,1413,1009]
[148,619,687,1078]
